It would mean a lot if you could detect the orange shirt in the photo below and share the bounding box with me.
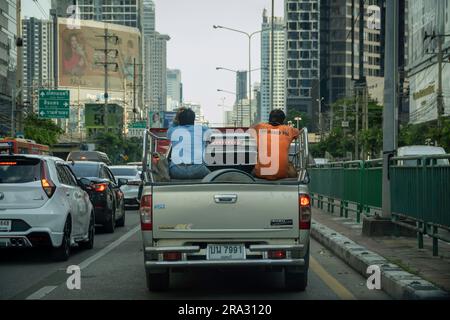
[252,123,299,180]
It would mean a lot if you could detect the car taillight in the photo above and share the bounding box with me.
[140,194,153,231]
[93,183,108,192]
[299,194,311,230]
[40,161,56,198]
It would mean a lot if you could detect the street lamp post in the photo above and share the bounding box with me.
[294,116,302,129]
[213,25,266,126]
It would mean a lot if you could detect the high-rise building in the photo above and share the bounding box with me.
[21,18,54,111]
[320,0,385,106]
[167,69,182,103]
[52,0,140,28]
[0,0,18,136]
[285,0,320,130]
[142,0,155,36]
[260,9,285,122]
[144,32,170,112]
[236,71,247,102]
[407,0,449,124]
[183,101,205,124]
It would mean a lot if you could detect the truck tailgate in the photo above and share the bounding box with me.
[152,184,299,239]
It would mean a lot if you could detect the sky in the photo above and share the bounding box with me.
[21,0,285,126]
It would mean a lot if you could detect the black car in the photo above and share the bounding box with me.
[68,161,126,233]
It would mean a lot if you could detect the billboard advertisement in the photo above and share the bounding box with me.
[149,112,177,128]
[58,18,140,90]
[85,103,124,136]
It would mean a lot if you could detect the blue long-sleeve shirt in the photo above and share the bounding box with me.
[167,123,209,168]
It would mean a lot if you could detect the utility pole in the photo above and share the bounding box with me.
[381,0,399,219]
[423,30,450,128]
[128,58,144,122]
[95,27,119,132]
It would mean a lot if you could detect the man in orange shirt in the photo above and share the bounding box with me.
[251,109,299,180]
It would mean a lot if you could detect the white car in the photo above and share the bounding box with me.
[397,146,449,166]
[0,154,95,261]
[109,165,141,207]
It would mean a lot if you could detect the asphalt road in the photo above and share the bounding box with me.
[0,210,390,300]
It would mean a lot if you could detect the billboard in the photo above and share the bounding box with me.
[85,103,124,136]
[58,18,140,90]
[149,112,177,128]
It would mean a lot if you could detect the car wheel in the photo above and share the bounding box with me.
[146,270,169,292]
[51,218,71,262]
[104,207,116,233]
[116,206,125,227]
[285,243,309,291]
[80,212,95,250]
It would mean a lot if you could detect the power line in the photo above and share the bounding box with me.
[32,0,49,20]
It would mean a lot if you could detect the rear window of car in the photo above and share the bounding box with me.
[69,163,100,178]
[110,168,138,176]
[0,158,41,183]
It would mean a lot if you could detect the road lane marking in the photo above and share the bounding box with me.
[79,225,140,270]
[310,256,356,300]
[26,286,57,300]
[24,225,140,300]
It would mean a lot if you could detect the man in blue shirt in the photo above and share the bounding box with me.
[167,108,211,179]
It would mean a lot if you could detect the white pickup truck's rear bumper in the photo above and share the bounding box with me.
[144,244,306,269]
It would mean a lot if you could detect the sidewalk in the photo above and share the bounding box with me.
[311,207,450,296]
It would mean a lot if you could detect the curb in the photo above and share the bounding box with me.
[311,220,450,300]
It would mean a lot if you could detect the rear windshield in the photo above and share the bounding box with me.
[0,158,41,183]
[69,163,100,178]
[110,168,138,176]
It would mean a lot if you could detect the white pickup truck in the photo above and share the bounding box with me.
[138,128,312,292]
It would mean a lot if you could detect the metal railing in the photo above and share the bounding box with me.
[308,155,450,256]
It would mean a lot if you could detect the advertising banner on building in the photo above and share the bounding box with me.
[409,63,450,124]
[58,18,140,90]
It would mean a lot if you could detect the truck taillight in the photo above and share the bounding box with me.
[299,194,311,230]
[40,161,56,198]
[140,194,153,231]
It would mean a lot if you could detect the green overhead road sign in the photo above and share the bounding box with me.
[38,89,70,119]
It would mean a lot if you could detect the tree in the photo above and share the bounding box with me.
[95,132,143,165]
[24,114,63,146]
[286,109,309,128]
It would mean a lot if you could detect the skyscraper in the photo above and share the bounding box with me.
[144,32,170,112]
[142,0,155,36]
[52,0,140,28]
[320,0,385,105]
[285,0,320,130]
[0,0,18,136]
[167,69,182,111]
[236,71,247,102]
[21,18,54,111]
[260,8,285,122]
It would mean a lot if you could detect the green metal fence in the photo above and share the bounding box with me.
[309,155,450,256]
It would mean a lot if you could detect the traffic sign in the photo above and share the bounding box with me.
[128,121,147,129]
[38,89,70,119]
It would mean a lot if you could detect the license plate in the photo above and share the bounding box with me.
[207,244,246,261]
[0,220,11,232]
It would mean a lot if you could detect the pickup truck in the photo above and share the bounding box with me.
[138,127,312,292]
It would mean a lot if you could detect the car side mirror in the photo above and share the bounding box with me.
[118,178,128,187]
